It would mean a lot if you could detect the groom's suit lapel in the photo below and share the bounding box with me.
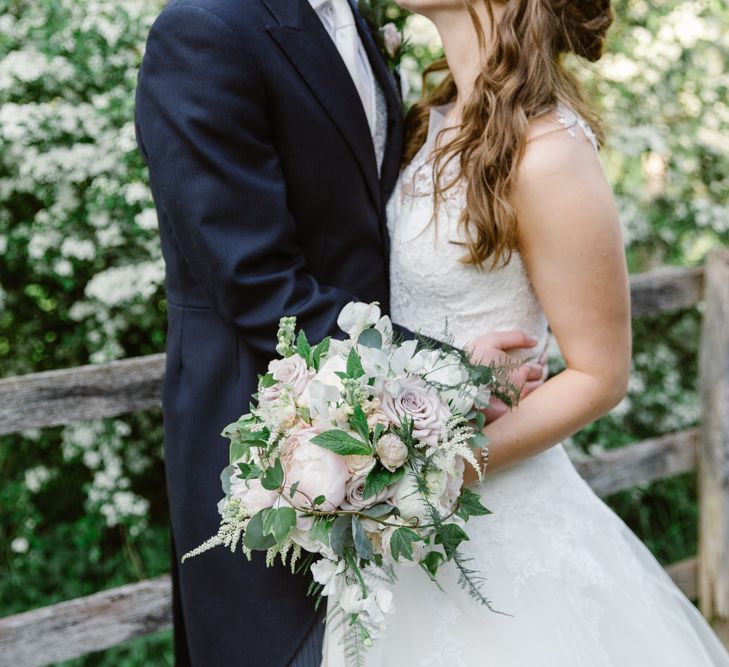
[263,0,381,212]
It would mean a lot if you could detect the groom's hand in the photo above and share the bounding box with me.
[465,330,548,423]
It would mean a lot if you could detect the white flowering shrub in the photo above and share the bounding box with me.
[0,0,726,662]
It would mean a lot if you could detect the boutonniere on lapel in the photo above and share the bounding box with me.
[357,0,409,71]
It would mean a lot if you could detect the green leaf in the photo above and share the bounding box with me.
[296,329,312,364]
[237,462,261,480]
[362,464,404,500]
[358,328,382,349]
[220,465,233,495]
[349,403,370,444]
[469,433,489,449]
[434,523,469,560]
[330,515,354,556]
[352,517,374,560]
[243,510,277,551]
[421,551,445,578]
[311,430,371,456]
[455,487,492,521]
[373,423,386,443]
[229,440,247,464]
[360,503,393,518]
[473,411,486,430]
[289,480,300,498]
[262,506,297,544]
[313,495,326,507]
[259,372,277,388]
[346,347,365,379]
[312,337,331,371]
[260,458,284,491]
[309,518,332,545]
[389,527,420,562]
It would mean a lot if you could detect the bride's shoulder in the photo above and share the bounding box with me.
[517,104,603,191]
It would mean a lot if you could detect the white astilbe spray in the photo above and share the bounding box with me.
[430,415,483,481]
[181,498,251,563]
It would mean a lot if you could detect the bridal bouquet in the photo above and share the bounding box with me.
[183,302,513,656]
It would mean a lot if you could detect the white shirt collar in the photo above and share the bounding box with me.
[308,0,333,13]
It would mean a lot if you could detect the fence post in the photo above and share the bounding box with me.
[698,248,729,630]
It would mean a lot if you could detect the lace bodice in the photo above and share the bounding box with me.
[387,102,597,356]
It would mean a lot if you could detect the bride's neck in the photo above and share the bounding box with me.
[426,4,501,116]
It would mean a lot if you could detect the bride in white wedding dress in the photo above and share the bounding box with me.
[321,0,729,665]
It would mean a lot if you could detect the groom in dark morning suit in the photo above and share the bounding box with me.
[135,0,544,664]
[135,0,410,664]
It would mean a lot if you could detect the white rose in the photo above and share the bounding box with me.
[418,350,476,415]
[268,354,314,398]
[381,377,450,447]
[376,433,408,472]
[310,558,345,596]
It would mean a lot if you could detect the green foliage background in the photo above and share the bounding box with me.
[0,0,727,663]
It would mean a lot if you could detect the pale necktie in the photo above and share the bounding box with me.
[327,0,375,134]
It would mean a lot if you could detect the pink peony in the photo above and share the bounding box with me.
[280,427,349,511]
[229,477,278,515]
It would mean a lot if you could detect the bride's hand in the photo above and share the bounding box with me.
[465,330,548,422]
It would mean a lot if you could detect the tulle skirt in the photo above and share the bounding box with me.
[321,444,729,666]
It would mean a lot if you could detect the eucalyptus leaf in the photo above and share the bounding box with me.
[470,433,489,449]
[360,503,393,518]
[219,465,233,495]
[330,515,354,556]
[358,328,382,349]
[352,516,374,560]
[243,510,277,551]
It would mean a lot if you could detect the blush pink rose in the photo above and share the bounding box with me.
[381,378,450,447]
[268,354,314,398]
[229,477,278,515]
[281,427,349,511]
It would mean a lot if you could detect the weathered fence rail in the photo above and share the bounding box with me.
[1,250,728,666]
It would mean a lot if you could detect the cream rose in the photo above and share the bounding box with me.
[280,428,349,510]
[345,454,376,475]
[389,473,429,523]
[381,377,450,447]
[375,433,408,472]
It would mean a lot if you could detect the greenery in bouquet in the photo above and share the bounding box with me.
[182,302,519,656]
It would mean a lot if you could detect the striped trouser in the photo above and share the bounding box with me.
[288,607,326,667]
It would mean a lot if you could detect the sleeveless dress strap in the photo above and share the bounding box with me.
[555,101,599,151]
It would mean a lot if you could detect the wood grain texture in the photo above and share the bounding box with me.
[0,265,706,436]
[630,264,704,317]
[574,429,699,497]
[0,576,172,667]
[698,248,729,620]
[0,354,165,436]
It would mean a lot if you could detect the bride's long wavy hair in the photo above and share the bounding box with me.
[404,0,614,268]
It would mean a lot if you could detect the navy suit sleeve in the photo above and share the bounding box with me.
[135,5,360,356]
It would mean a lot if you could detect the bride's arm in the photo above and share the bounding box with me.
[470,128,631,481]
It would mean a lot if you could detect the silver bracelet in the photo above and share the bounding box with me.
[480,445,490,479]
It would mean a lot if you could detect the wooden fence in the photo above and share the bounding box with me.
[0,249,727,666]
